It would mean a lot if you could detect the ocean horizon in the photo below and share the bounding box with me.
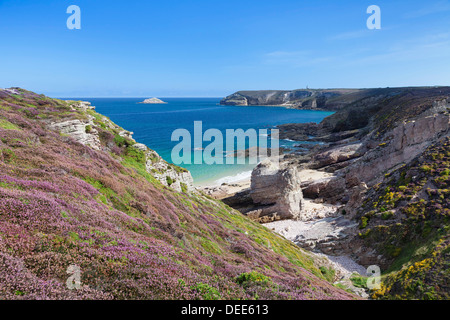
[61,97,334,185]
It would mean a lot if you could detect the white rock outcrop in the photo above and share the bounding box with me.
[249,160,303,220]
[49,101,195,194]
[143,149,194,193]
[67,101,95,112]
[48,118,101,150]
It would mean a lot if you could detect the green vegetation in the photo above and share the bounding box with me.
[191,283,221,300]
[113,134,134,148]
[319,266,336,282]
[0,119,20,130]
[1,148,16,163]
[350,275,368,289]
[236,271,271,286]
[0,88,352,300]
[166,176,174,186]
[358,137,450,300]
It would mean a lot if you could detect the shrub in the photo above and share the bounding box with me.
[360,216,369,229]
[124,147,146,164]
[381,211,394,220]
[350,275,368,289]
[319,266,336,282]
[236,271,271,286]
[0,119,20,130]
[166,176,174,186]
[191,283,220,300]
[1,148,16,163]
[113,134,133,148]
[85,125,92,133]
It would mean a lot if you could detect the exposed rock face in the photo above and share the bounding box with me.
[144,149,194,193]
[48,119,101,150]
[48,101,194,194]
[221,89,366,110]
[118,130,134,140]
[218,87,450,300]
[249,160,303,220]
[139,98,167,104]
[343,113,450,187]
[220,93,248,106]
[314,143,364,168]
[48,101,102,150]
[67,101,95,112]
[302,176,347,203]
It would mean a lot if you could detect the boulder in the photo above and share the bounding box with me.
[314,143,364,168]
[302,176,346,203]
[250,160,303,220]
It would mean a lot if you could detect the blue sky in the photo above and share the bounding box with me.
[1,0,450,97]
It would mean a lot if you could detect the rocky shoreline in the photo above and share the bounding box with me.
[211,86,450,298]
[220,88,365,111]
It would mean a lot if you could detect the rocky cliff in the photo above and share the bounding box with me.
[47,101,194,193]
[223,86,450,299]
[349,137,450,299]
[221,88,373,111]
[0,88,353,300]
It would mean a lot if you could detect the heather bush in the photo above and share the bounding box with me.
[0,89,354,300]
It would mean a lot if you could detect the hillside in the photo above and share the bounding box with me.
[0,88,354,300]
[355,137,450,299]
[221,86,450,300]
[220,88,372,110]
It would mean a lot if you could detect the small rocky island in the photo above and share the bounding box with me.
[139,97,167,104]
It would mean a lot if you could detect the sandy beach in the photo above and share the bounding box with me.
[197,171,252,199]
[198,167,334,200]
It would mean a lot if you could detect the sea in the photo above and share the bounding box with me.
[67,98,333,186]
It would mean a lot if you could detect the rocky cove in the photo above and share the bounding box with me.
[1,87,449,300]
[0,88,361,300]
[209,87,450,298]
[36,87,450,298]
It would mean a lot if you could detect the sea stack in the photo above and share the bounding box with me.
[140,97,167,104]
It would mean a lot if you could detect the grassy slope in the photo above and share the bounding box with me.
[0,88,355,300]
[356,137,450,300]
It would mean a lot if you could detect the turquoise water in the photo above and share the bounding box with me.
[72,98,333,185]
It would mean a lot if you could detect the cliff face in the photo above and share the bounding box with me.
[220,88,370,111]
[349,137,450,299]
[0,88,353,300]
[223,86,450,299]
[46,101,195,193]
